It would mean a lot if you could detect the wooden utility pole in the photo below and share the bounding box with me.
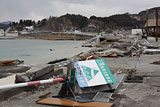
[155,8,159,42]
[146,9,149,35]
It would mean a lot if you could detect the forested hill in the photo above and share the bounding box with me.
[31,13,143,32]
[10,7,160,32]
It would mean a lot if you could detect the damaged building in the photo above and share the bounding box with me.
[145,8,160,41]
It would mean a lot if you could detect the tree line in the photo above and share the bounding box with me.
[10,13,144,32]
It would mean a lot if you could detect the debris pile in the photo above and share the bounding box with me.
[1,32,160,106]
[0,58,126,107]
[81,33,160,59]
[36,59,125,107]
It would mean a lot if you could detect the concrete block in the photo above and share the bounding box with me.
[15,64,54,82]
[143,77,160,87]
[0,75,15,86]
[37,67,64,80]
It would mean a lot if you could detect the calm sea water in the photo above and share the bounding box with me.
[0,39,89,65]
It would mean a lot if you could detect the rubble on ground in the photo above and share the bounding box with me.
[1,32,160,107]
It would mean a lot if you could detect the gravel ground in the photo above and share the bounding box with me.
[1,37,160,107]
[0,83,63,107]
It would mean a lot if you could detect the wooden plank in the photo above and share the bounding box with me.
[151,61,160,65]
[0,60,15,66]
[36,97,113,107]
[39,92,51,98]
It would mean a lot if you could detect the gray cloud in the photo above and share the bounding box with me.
[0,0,159,22]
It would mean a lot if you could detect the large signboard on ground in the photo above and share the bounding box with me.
[74,59,116,87]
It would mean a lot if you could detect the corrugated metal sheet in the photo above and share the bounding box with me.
[73,92,113,103]
[92,92,113,103]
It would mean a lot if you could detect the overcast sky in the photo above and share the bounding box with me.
[0,0,159,22]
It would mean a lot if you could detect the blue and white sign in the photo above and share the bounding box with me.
[74,59,116,87]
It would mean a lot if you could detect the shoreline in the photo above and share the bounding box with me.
[18,32,95,40]
[0,38,91,65]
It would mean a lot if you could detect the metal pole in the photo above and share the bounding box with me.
[146,9,149,36]
[0,78,65,90]
[156,8,159,42]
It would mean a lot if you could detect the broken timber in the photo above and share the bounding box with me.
[36,97,113,107]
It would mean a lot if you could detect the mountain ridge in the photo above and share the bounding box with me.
[10,7,160,32]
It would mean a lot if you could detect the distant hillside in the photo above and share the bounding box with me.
[0,23,9,30]
[0,21,12,25]
[10,7,160,32]
[34,14,88,32]
[90,13,143,30]
[33,13,143,32]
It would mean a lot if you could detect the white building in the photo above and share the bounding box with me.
[131,29,143,35]
[19,30,30,35]
[6,31,18,37]
[4,27,18,37]
[25,26,33,30]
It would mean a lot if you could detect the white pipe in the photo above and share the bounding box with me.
[0,78,65,90]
